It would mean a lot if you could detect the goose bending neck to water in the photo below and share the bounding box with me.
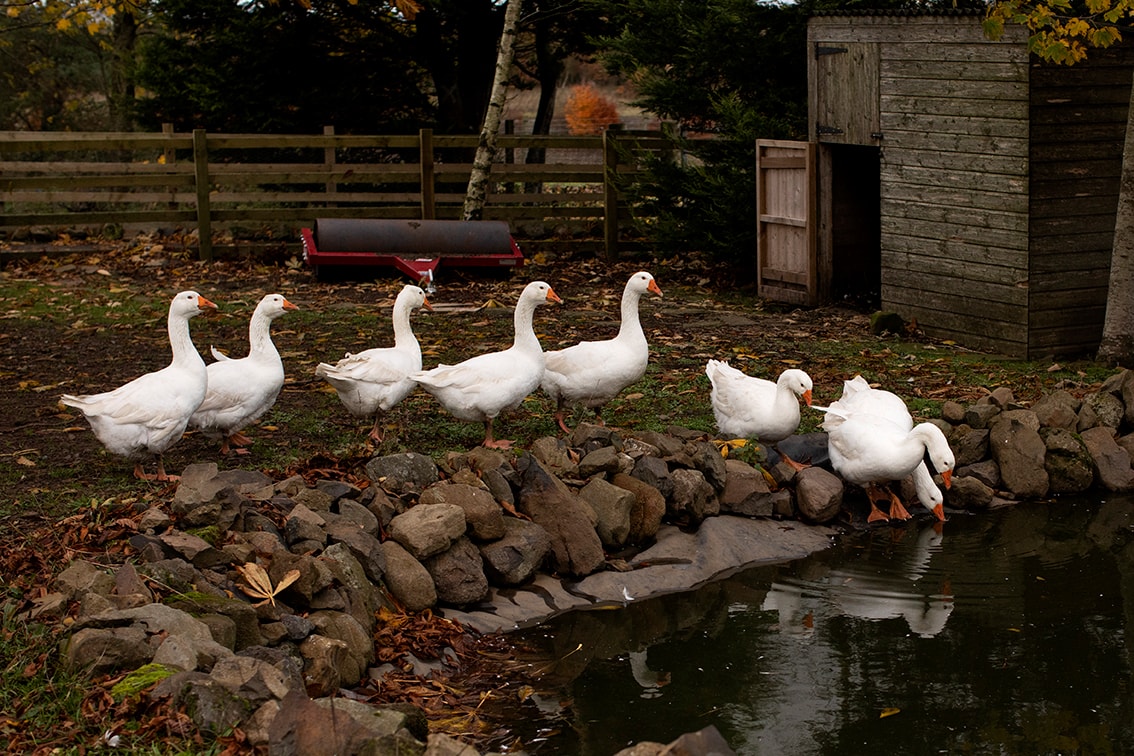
[816,376,954,523]
[61,290,217,481]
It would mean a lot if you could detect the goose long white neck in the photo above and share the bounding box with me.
[168,311,203,369]
[512,296,542,352]
[617,285,645,342]
[247,309,279,357]
[391,300,419,350]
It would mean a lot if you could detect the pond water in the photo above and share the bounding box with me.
[510,495,1134,755]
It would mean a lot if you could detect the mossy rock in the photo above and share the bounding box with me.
[870,311,906,336]
[111,663,177,701]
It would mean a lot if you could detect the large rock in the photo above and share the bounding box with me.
[668,468,718,525]
[65,626,152,674]
[515,454,605,577]
[422,536,490,606]
[419,483,506,542]
[388,502,467,560]
[268,690,426,756]
[1042,428,1095,495]
[379,540,437,612]
[717,459,774,517]
[308,610,375,687]
[1080,426,1134,492]
[479,518,551,586]
[989,416,1049,498]
[1083,391,1124,429]
[364,452,440,494]
[794,466,844,523]
[948,474,995,510]
[610,472,666,543]
[578,477,634,548]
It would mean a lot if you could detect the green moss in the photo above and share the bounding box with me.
[110,663,177,702]
[186,525,221,546]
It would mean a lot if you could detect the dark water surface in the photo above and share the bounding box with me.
[511,495,1134,755]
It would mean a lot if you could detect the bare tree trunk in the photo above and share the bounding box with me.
[463,0,523,221]
[109,9,138,131]
[1098,84,1134,367]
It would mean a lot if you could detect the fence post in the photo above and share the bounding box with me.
[192,129,213,262]
[161,123,175,165]
[324,125,337,196]
[419,128,435,220]
[602,125,621,261]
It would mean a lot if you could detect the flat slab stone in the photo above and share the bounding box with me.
[439,515,836,633]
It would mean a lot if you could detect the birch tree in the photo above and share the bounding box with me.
[986,1,1134,365]
[463,0,522,221]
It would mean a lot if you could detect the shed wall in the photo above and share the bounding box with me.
[1028,47,1132,357]
[813,16,1033,356]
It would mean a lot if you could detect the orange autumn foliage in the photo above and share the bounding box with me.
[564,83,622,135]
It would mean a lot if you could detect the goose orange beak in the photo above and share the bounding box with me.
[546,287,563,304]
[197,295,218,311]
[649,280,663,297]
[941,469,952,489]
[802,389,813,406]
[422,296,434,312]
[282,298,299,311]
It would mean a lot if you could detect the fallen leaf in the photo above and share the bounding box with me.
[880,707,900,718]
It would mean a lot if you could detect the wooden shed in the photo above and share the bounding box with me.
[756,11,1134,358]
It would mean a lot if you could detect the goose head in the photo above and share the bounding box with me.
[522,280,562,307]
[256,293,299,319]
[780,368,814,407]
[174,290,218,318]
[396,284,433,313]
[629,271,664,299]
[917,422,955,487]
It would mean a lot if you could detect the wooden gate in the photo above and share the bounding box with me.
[756,140,817,305]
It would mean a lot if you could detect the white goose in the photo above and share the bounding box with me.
[817,376,954,523]
[541,271,663,433]
[61,290,217,481]
[315,284,431,443]
[413,280,561,448]
[705,361,813,468]
[190,293,298,454]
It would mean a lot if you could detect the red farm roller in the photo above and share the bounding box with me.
[301,218,525,285]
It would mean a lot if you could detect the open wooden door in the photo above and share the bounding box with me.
[756,139,817,305]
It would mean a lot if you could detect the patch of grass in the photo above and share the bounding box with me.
[0,600,98,751]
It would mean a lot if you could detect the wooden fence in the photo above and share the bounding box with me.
[0,125,674,260]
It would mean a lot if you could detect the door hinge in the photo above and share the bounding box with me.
[815,44,848,58]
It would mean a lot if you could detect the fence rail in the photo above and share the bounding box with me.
[0,126,673,260]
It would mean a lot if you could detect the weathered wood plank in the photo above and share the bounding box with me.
[881,112,1027,139]
[883,41,1029,64]
[2,175,197,190]
[882,181,1030,214]
[881,200,1028,236]
[883,77,1027,101]
[880,129,1028,156]
[810,17,1027,46]
[884,268,1029,307]
[887,164,1028,193]
[881,93,1029,120]
[882,147,1026,176]
[883,247,1027,282]
[884,59,1028,82]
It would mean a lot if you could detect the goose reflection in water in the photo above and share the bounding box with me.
[762,521,954,638]
[628,649,671,699]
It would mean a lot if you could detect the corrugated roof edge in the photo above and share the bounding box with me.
[809,8,986,16]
